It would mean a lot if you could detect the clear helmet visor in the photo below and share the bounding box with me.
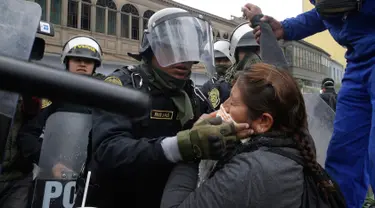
[147,15,215,76]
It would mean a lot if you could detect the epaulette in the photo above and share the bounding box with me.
[92,73,106,80]
[104,65,145,89]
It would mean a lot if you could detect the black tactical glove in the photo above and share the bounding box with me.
[177,117,239,161]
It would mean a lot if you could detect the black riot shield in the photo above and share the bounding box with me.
[32,112,92,208]
[0,0,42,166]
[303,93,335,166]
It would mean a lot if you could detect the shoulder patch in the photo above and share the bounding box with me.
[41,99,52,109]
[104,76,123,86]
[208,88,220,109]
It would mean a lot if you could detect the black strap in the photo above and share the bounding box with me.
[266,148,305,167]
[209,136,298,178]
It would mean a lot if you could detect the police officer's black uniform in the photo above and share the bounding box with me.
[75,63,201,207]
[73,7,228,207]
[320,78,337,112]
[200,40,234,113]
[200,77,231,113]
[17,35,104,165]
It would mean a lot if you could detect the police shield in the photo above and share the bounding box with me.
[0,0,42,165]
[303,93,335,166]
[32,112,92,208]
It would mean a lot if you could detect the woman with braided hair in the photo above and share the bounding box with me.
[159,6,346,207]
[160,63,345,208]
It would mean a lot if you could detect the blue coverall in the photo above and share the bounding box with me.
[281,1,375,207]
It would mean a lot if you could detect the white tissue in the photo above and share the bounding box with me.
[216,104,237,125]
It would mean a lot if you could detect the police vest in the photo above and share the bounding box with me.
[118,65,202,138]
[76,65,203,205]
[202,78,231,112]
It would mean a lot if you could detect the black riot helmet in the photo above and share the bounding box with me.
[129,8,216,77]
[229,22,260,63]
[61,36,103,68]
[321,78,335,89]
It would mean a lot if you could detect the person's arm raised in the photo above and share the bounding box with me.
[244,3,326,41]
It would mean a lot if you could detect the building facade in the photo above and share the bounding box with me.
[282,40,334,92]
[302,0,347,68]
[29,0,238,85]
[330,59,344,84]
[29,0,341,87]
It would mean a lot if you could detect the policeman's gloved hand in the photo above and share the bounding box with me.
[177,117,246,161]
[193,114,222,126]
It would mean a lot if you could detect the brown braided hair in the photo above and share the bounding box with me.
[236,63,335,198]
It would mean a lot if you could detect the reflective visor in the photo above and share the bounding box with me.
[146,14,214,74]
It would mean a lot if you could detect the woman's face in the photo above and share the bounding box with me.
[223,81,274,134]
[223,82,249,124]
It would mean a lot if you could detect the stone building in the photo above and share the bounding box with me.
[30,0,341,87]
[30,0,238,85]
[282,40,344,91]
[329,59,344,84]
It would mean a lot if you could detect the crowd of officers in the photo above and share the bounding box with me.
[0,5,338,208]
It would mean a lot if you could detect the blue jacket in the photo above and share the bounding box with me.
[281,0,375,62]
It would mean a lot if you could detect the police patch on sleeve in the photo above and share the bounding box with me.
[41,99,52,109]
[104,76,123,86]
[208,88,220,109]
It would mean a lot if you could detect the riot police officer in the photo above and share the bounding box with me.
[200,40,235,113]
[200,23,262,114]
[0,21,56,208]
[15,35,104,179]
[320,78,337,112]
[225,22,262,85]
[74,8,248,208]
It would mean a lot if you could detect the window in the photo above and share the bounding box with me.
[50,0,62,24]
[216,32,221,39]
[284,45,293,66]
[306,51,311,70]
[35,0,47,21]
[223,33,229,39]
[121,12,129,38]
[295,47,303,68]
[313,53,317,71]
[96,0,105,33]
[67,0,78,28]
[143,10,155,30]
[302,49,308,69]
[121,4,139,40]
[81,0,91,31]
[107,1,117,35]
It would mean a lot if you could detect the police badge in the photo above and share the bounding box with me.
[41,98,52,109]
[208,88,220,109]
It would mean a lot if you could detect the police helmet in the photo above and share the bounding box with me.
[214,40,235,65]
[136,7,215,74]
[139,8,188,54]
[321,78,335,89]
[61,36,103,67]
[229,22,259,59]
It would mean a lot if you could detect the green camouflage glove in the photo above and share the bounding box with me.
[193,116,223,126]
[177,117,239,161]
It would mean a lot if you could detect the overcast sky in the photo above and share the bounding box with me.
[173,0,303,21]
